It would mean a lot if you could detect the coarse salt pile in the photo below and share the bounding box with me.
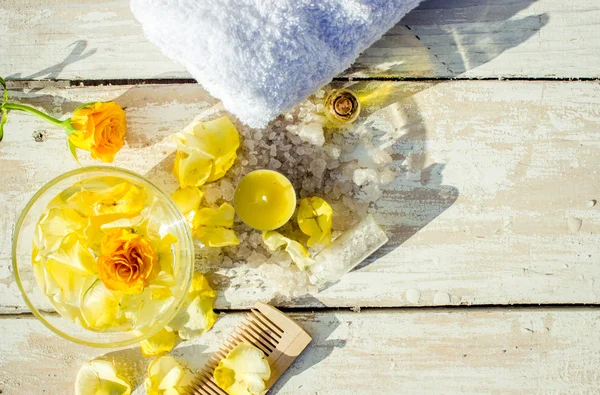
[196,88,398,298]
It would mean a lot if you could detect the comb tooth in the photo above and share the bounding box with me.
[235,329,272,355]
[247,317,282,344]
[240,319,279,348]
[190,373,215,395]
[237,323,275,353]
[204,376,225,394]
[251,309,284,335]
[245,317,281,344]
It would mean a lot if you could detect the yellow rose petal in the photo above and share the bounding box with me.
[145,355,186,395]
[38,206,87,252]
[173,147,214,188]
[140,327,177,357]
[167,273,218,340]
[80,280,125,331]
[67,181,146,228]
[214,343,271,395]
[297,197,333,247]
[262,231,314,271]
[46,232,96,274]
[171,186,203,217]
[75,359,131,395]
[193,203,239,247]
[172,116,240,188]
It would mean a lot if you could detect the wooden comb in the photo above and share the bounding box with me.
[184,302,312,395]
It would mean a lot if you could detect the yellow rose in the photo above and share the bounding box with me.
[69,102,126,162]
[97,229,159,294]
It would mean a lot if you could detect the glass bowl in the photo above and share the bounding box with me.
[12,166,194,348]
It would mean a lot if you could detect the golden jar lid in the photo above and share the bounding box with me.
[325,88,361,126]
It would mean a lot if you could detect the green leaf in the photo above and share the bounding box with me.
[0,76,7,106]
[67,138,81,165]
[0,107,7,143]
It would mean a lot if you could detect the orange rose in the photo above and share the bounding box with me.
[97,229,159,294]
[69,102,126,162]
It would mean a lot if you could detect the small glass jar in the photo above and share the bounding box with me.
[324,88,361,126]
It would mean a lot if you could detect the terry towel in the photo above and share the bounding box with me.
[131,0,422,128]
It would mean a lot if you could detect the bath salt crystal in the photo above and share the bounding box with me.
[353,168,378,186]
[220,180,235,201]
[370,148,393,166]
[315,103,325,112]
[298,123,325,147]
[222,256,233,267]
[273,121,282,128]
[310,114,328,125]
[324,145,341,159]
[362,183,383,201]
[247,251,267,268]
[244,140,255,150]
[310,158,327,179]
[204,184,222,203]
[315,90,325,99]
[378,168,397,185]
[269,145,277,157]
[286,124,299,133]
[269,158,282,169]
[308,215,388,289]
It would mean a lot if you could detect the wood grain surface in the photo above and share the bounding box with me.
[1,0,599,80]
[1,308,599,394]
[1,81,599,312]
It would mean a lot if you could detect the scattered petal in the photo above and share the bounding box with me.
[297,197,333,247]
[214,343,271,395]
[167,273,218,340]
[145,355,186,395]
[262,231,314,271]
[140,327,178,357]
[172,116,240,188]
[171,186,204,215]
[193,203,239,247]
[75,359,131,395]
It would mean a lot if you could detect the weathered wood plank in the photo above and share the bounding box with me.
[1,81,599,312]
[1,0,599,80]
[1,308,599,394]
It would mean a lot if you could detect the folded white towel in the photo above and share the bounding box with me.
[131,0,421,128]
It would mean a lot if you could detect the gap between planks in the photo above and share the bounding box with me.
[4,76,600,90]
[1,304,599,320]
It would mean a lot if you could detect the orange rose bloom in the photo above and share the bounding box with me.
[69,102,126,162]
[97,229,159,294]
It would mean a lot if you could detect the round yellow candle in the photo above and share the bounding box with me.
[233,170,296,230]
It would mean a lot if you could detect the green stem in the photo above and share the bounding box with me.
[3,103,68,128]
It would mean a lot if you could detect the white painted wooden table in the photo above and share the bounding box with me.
[1,1,600,394]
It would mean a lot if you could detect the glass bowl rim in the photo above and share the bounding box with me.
[12,165,195,348]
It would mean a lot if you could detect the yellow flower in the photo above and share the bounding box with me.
[75,359,131,395]
[97,229,159,294]
[172,116,239,188]
[145,355,188,395]
[167,273,218,340]
[140,327,178,357]
[68,102,126,163]
[193,203,239,247]
[214,343,271,395]
[297,197,333,247]
[262,231,314,271]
